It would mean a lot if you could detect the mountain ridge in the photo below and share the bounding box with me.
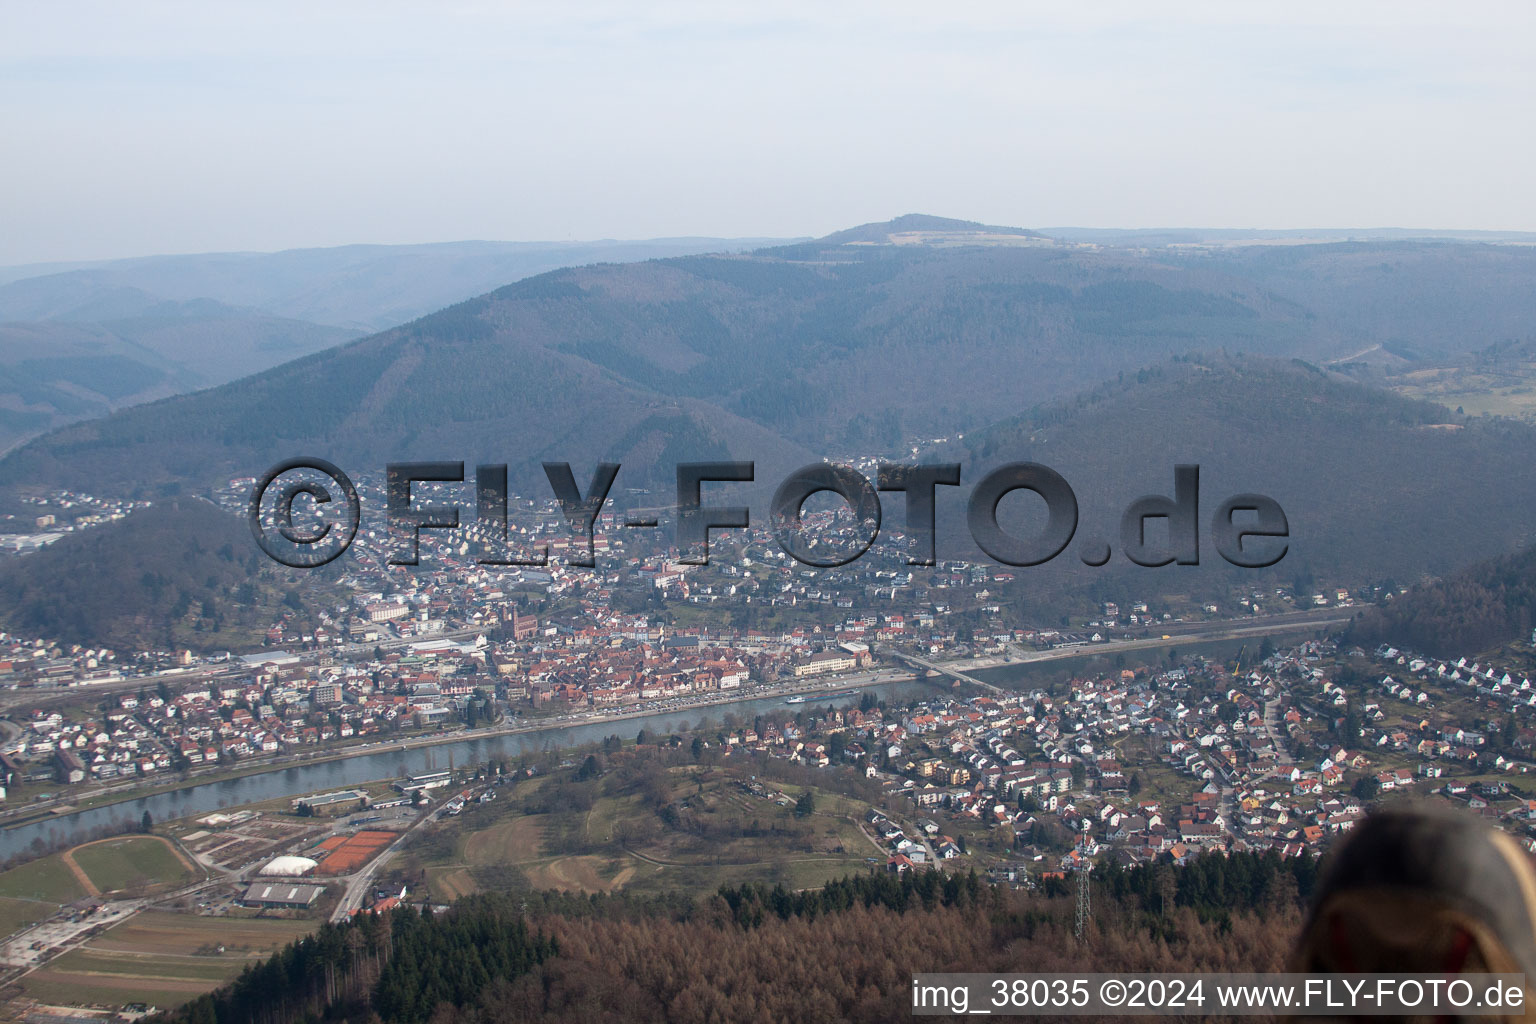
[0,237,787,457]
[4,224,1536,603]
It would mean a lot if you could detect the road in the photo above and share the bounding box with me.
[1217,785,1235,835]
[1262,695,1294,765]
[1215,696,1295,840]
[0,868,231,976]
[936,609,1351,677]
[889,608,1348,695]
[0,627,494,714]
[329,804,437,922]
[886,651,1005,693]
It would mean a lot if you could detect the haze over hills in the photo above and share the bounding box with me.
[0,237,789,332]
[945,354,1536,611]
[0,237,782,457]
[0,308,355,455]
[3,216,1536,600]
[1042,227,1536,246]
[1206,241,1536,364]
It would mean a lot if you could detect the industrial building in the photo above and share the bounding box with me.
[241,882,326,908]
[292,789,369,816]
[394,770,452,795]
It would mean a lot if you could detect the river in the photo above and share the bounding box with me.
[0,631,1276,860]
[0,679,930,860]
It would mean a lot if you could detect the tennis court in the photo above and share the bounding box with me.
[315,831,397,874]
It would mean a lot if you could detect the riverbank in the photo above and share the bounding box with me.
[0,668,922,833]
[0,675,938,860]
[0,609,1351,854]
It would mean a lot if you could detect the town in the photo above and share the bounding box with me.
[0,482,1531,1016]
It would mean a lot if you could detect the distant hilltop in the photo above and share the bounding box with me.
[821,214,1048,247]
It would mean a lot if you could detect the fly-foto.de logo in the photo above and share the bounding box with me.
[248,459,1288,572]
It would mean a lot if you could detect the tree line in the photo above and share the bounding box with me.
[163,849,1317,1024]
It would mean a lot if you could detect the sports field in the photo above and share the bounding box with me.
[315,830,396,874]
[68,836,199,895]
[0,836,203,943]
[0,853,90,904]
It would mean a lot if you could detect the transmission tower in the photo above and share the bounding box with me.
[1074,828,1092,942]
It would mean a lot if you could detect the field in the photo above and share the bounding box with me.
[0,895,54,937]
[20,911,317,1009]
[68,836,199,895]
[1107,735,1200,809]
[0,836,202,947]
[0,853,89,904]
[415,763,881,902]
[1391,365,1536,422]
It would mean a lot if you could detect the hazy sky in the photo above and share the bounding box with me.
[3,2,1534,264]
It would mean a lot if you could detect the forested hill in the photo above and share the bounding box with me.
[0,500,339,652]
[168,852,1316,1024]
[7,351,1536,624]
[7,218,1536,503]
[1346,544,1536,657]
[946,354,1536,593]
